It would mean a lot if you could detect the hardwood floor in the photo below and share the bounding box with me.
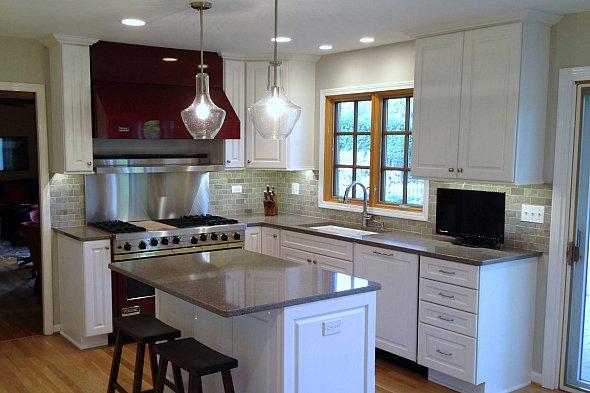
[0,334,555,393]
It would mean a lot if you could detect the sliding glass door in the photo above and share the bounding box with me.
[565,84,590,391]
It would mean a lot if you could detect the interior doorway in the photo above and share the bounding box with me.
[0,90,42,340]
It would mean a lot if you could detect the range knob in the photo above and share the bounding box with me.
[161,237,169,246]
[191,236,198,245]
[233,232,241,240]
[138,241,147,250]
[123,242,132,251]
[221,233,228,241]
[172,236,181,244]
[199,234,208,242]
[150,238,158,247]
[210,233,218,241]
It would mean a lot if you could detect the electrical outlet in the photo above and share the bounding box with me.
[291,182,300,195]
[322,319,342,336]
[521,204,545,224]
[231,185,243,193]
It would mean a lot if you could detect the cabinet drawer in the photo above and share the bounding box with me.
[419,301,477,338]
[418,323,476,384]
[280,230,354,261]
[313,253,354,275]
[280,246,314,266]
[420,257,479,289]
[419,278,478,313]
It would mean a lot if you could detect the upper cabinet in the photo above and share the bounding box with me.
[411,22,550,184]
[223,58,317,170]
[44,35,96,174]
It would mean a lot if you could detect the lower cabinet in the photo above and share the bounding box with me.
[244,226,262,253]
[354,244,419,362]
[261,227,281,257]
[57,233,112,349]
[280,245,353,275]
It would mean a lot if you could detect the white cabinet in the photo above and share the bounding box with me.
[223,60,246,168]
[280,245,353,275]
[224,59,316,170]
[417,256,538,392]
[57,233,112,349]
[43,35,96,174]
[261,227,280,257]
[411,22,550,184]
[354,244,419,361]
[244,226,262,253]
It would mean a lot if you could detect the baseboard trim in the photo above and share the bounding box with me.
[531,371,543,384]
[53,324,60,333]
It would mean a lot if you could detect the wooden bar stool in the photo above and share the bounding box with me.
[108,314,182,393]
[153,338,238,393]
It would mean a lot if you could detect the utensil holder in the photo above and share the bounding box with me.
[264,200,278,216]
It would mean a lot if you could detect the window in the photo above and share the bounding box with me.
[323,89,426,215]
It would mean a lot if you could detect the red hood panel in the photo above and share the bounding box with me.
[93,81,240,140]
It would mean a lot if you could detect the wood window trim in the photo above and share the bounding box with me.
[323,89,422,213]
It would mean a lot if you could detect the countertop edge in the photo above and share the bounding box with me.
[240,218,544,265]
[109,262,381,317]
[53,226,112,241]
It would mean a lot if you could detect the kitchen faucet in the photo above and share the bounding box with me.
[342,181,372,227]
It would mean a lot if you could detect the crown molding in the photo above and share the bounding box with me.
[40,34,99,47]
[220,52,320,63]
[402,9,562,38]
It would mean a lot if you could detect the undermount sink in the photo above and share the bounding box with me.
[308,225,378,237]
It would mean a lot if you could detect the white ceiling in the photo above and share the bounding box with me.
[1,0,590,55]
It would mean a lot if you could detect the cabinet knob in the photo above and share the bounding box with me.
[448,167,454,172]
[307,259,312,263]
[226,160,231,164]
[247,160,252,164]
[272,234,277,238]
[87,161,92,166]
[457,168,463,173]
[105,246,110,250]
[313,260,318,264]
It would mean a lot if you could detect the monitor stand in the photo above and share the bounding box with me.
[451,237,500,249]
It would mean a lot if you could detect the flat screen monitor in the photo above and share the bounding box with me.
[436,188,505,247]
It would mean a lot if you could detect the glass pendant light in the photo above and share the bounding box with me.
[249,0,301,140]
[181,1,226,139]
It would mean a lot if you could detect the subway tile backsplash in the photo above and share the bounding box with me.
[49,170,551,253]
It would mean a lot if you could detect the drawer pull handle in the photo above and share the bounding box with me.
[313,260,318,264]
[438,269,456,275]
[307,259,312,263]
[438,292,455,300]
[436,349,452,356]
[372,251,394,257]
[437,315,454,322]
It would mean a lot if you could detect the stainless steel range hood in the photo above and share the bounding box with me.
[93,157,224,174]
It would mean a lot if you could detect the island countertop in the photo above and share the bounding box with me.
[109,248,381,317]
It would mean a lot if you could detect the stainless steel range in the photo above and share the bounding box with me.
[92,215,245,261]
[89,214,245,317]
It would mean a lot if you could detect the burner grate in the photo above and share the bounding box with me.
[90,220,147,234]
[155,214,239,228]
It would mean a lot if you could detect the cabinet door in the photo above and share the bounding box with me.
[59,43,94,173]
[244,226,262,253]
[224,60,246,168]
[313,253,354,275]
[457,23,521,182]
[354,245,419,361]
[281,246,313,266]
[83,240,112,336]
[261,227,281,257]
[412,32,463,179]
[245,61,286,169]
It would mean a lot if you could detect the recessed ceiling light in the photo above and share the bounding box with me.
[360,37,375,44]
[162,57,178,62]
[121,18,146,27]
[319,44,333,50]
[271,36,292,43]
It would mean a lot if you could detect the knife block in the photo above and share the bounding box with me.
[263,200,278,216]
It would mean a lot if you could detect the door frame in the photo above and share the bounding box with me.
[543,66,590,389]
[0,82,53,336]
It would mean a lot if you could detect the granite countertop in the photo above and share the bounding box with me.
[109,249,380,317]
[53,226,112,241]
[230,214,543,266]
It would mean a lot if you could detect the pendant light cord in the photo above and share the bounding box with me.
[273,0,278,86]
[199,6,204,76]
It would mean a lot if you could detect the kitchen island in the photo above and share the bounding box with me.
[109,248,380,393]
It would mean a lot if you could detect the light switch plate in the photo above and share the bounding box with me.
[322,319,342,336]
[521,204,545,224]
[291,182,300,195]
[231,185,243,193]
